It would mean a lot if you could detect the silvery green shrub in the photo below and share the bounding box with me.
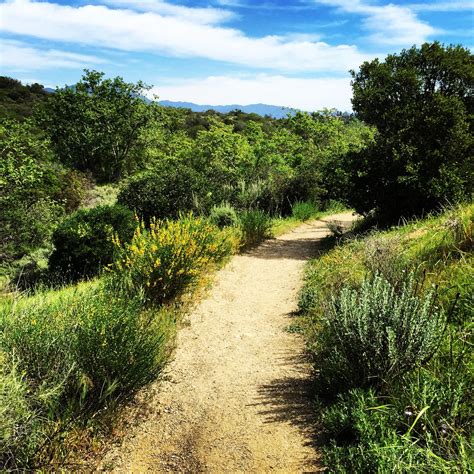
[314,273,445,395]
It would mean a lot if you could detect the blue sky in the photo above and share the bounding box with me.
[0,0,472,110]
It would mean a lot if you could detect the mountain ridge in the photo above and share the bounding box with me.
[158,100,297,118]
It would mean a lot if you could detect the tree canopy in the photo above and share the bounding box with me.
[36,70,162,183]
[347,42,473,221]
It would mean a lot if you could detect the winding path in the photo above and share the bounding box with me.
[99,213,355,473]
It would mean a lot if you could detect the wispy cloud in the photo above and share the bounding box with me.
[315,0,436,45]
[408,1,474,13]
[151,74,353,111]
[0,0,369,73]
[0,39,107,71]
[99,0,236,24]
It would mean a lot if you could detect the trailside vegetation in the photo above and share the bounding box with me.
[0,41,472,469]
[299,203,473,471]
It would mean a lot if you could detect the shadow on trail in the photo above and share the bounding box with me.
[252,351,319,433]
[251,350,324,471]
[247,233,331,261]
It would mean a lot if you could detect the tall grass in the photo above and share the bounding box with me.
[239,210,273,248]
[291,200,318,221]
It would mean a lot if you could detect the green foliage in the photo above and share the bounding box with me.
[36,70,162,182]
[239,210,273,247]
[109,214,239,304]
[49,205,135,281]
[348,42,474,221]
[0,354,41,468]
[0,119,64,261]
[0,280,174,468]
[117,161,204,221]
[299,204,474,470]
[0,76,49,122]
[291,201,318,221]
[56,169,91,213]
[315,274,445,395]
[321,388,469,472]
[209,203,239,228]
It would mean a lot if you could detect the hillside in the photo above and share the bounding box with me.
[0,76,49,121]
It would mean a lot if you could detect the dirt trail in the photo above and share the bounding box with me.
[99,213,355,473]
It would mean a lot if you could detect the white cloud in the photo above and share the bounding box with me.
[315,0,436,45]
[408,1,474,12]
[99,0,236,24]
[0,39,107,71]
[0,0,368,73]
[151,74,353,111]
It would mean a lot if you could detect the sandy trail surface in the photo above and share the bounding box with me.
[99,213,355,473]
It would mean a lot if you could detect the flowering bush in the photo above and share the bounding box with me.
[110,214,238,304]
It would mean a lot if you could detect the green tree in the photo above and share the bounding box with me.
[348,42,473,221]
[0,120,63,260]
[36,70,161,183]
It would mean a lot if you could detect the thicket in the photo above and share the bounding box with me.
[299,204,473,471]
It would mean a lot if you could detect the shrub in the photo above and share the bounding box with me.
[56,169,91,213]
[71,290,172,402]
[117,162,205,222]
[239,210,273,247]
[0,279,174,467]
[109,214,238,304]
[314,273,446,395]
[209,202,239,229]
[291,200,318,221]
[49,204,135,281]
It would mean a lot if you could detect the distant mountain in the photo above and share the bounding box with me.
[36,84,297,119]
[158,100,296,119]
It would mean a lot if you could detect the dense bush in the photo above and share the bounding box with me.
[0,119,64,262]
[49,205,135,281]
[291,200,318,221]
[109,214,239,304]
[348,42,474,221]
[117,162,205,221]
[209,202,239,228]
[314,274,445,395]
[239,210,273,247]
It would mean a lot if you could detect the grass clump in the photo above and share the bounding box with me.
[291,200,318,221]
[239,210,273,248]
[299,203,473,471]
